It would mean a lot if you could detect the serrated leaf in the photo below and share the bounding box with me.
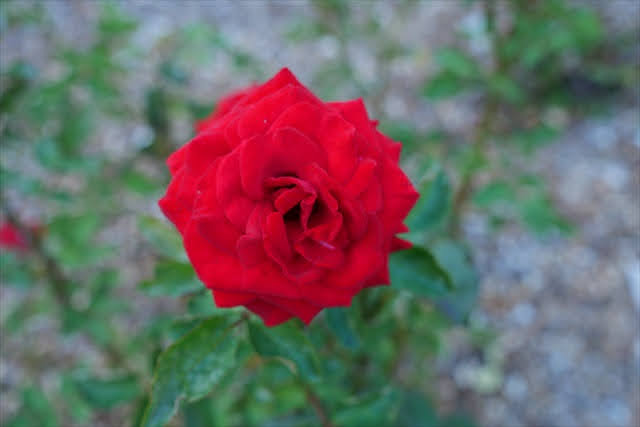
[390,246,453,298]
[407,170,450,231]
[72,375,140,409]
[142,316,240,427]
[138,215,187,261]
[325,307,359,350]
[140,260,201,297]
[248,321,319,380]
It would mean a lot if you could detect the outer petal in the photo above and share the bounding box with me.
[183,218,301,299]
[320,216,384,291]
[196,86,256,132]
[261,295,322,325]
[212,289,255,307]
[327,99,382,158]
[379,157,420,234]
[245,299,292,327]
[237,85,319,140]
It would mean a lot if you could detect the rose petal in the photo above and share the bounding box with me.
[294,236,345,269]
[185,130,228,177]
[240,129,326,200]
[195,214,242,254]
[321,216,384,290]
[261,295,322,325]
[212,289,255,307]
[237,235,266,267]
[345,158,377,199]
[245,299,292,326]
[184,219,301,299]
[238,85,318,140]
[263,212,292,263]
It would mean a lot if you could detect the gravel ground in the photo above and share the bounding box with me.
[442,106,640,427]
[1,1,639,426]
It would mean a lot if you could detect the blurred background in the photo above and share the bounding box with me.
[0,1,638,426]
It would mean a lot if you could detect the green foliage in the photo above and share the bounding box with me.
[435,48,480,79]
[390,246,453,298]
[423,71,469,100]
[249,321,319,380]
[334,388,399,427]
[431,240,478,323]
[71,375,140,409]
[6,387,59,427]
[138,216,187,261]
[325,307,360,350]
[407,169,451,232]
[142,316,241,427]
[140,260,202,297]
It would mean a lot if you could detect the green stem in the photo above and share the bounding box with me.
[449,0,503,236]
[303,382,334,427]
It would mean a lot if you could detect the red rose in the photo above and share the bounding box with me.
[0,222,28,252]
[159,68,418,326]
[195,86,257,133]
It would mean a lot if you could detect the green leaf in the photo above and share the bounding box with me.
[6,387,59,427]
[45,213,111,267]
[423,72,468,100]
[98,3,137,37]
[123,169,158,195]
[334,389,399,427]
[72,375,140,409]
[0,252,32,288]
[60,376,93,423]
[140,260,202,297]
[183,397,217,427]
[519,195,571,234]
[138,215,187,261]
[472,180,516,207]
[390,246,453,298]
[511,124,558,153]
[435,48,479,79]
[142,315,240,427]
[488,75,524,104]
[248,321,319,380]
[431,241,478,323]
[407,170,450,231]
[379,121,420,152]
[439,412,477,427]
[395,390,438,427]
[325,307,359,350]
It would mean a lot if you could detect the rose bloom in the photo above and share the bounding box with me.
[159,68,418,326]
[0,222,28,252]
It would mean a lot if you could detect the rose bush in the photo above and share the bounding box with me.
[159,68,418,326]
